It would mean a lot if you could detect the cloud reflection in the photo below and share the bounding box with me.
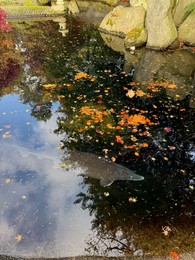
[0,114,92,257]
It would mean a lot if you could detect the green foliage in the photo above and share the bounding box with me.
[183,2,195,22]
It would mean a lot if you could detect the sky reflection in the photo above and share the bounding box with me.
[0,95,92,258]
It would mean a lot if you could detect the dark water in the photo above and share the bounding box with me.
[0,16,195,258]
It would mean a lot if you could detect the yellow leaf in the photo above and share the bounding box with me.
[136,89,146,97]
[2,132,11,138]
[142,143,149,147]
[106,124,114,129]
[80,106,94,115]
[129,197,137,203]
[15,234,22,241]
[6,178,11,184]
[126,89,135,98]
[58,95,65,99]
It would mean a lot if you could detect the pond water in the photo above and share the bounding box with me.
[0,15,195,259]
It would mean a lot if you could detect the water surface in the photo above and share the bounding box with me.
[0,16,194,258]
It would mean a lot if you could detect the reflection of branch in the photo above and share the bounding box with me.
[86,230,132,256]
[182,133,195,143]
[106,235,129,250]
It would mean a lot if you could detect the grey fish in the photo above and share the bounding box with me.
[1,143,144,186]
[64,150,144,186]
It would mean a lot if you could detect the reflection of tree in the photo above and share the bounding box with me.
[74,175,194,256]
[0,57,21,88]
[0,33,22,91]
[31,102,52,121]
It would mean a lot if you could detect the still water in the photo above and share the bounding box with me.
[0,15,195,258]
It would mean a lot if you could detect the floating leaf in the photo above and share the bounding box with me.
[127,114,153,126]
[2,131,11,138]
[111,156,116,162]
[43,84,57,89]
[132,128,138,133]
[142,143,149,147]
[15,234,23,241]
[80,106,93,115]
[116,135,124,144]
[5,178,11,184]
[106,124,114,129]
[136,89,146,97]
[126,89,135,98]
[167,84,177,89]
[129,197,137,203]
[74,72,88,80]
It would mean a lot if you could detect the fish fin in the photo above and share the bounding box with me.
[100,179,113,187]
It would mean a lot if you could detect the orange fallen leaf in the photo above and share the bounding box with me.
[65,83,72,88]
[167,84,177,89]
[132,128,138,133]
[136,89,146,97]
[74,72,88,80]
[124,145,134,149]
[135,152,139,156]
[127,114,153,126]
[43,84,57,89]
[169,251,180,259]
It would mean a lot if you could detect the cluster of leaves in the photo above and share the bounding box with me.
[0,8,11,32]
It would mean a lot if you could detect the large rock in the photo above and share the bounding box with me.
[129,0,148,10]
[99,6,146,39]
[173,0,194,27]
[178,10,195,46]
[146,0,177,50]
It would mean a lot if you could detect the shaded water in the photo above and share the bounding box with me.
[0,15,195,259]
